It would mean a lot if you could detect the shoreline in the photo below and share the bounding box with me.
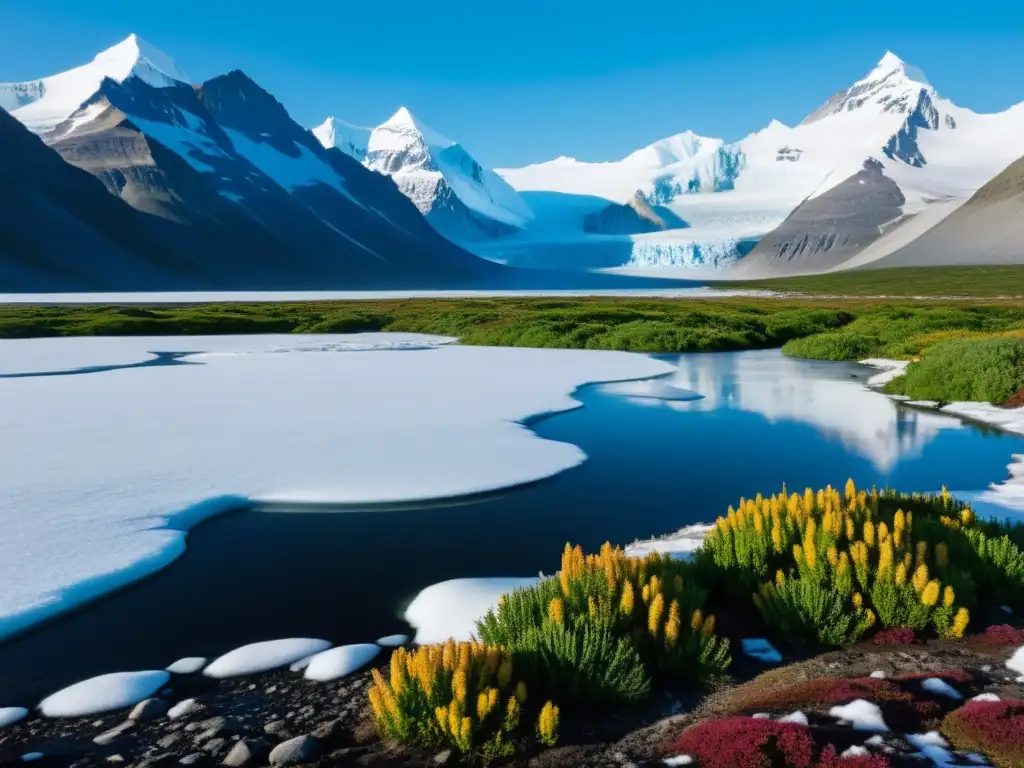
[0,335,674,644]
[2,626,1021,766]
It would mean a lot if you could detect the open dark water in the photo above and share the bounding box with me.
[2,350,1022,702]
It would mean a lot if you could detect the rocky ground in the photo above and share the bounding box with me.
[1,639,1021,768]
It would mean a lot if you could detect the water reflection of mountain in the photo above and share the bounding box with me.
[664,350,964,472]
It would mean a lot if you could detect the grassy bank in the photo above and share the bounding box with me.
[4,297,1024,403]
[3,298,1024,351]
[717,264,1024,298]
[884,337,1024,404]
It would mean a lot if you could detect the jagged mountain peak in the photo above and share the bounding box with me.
[863,51,930,87]
[312,116,370,160]
[362,107,532,239]
[92,33,190,85]
[1,33,188,133]
[377,106,454,149]
[801,50,937,126]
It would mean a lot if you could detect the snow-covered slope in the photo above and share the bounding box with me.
[842,151,1024,270]
[318,107,533,244]
[311,116,369,161]
[0,34,188,134]
[494,52,1024,274]
[0,38,496,290]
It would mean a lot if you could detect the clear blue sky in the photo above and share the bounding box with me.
[2,0,1023,168]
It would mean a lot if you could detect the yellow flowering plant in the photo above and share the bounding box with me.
[477,543,730,708]
[368,641,530,759]
[703,481,1024,645]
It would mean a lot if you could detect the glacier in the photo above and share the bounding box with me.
[0,334,673,641]
[493,51,1024,274]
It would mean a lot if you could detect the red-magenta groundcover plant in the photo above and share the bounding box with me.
[970,624,1024,646]
[894,668,974,685]
[727,676,949,732]
[732,677,896,711]
[942,700,1024,768]
[669,717,891,768]
[871,627,917,645]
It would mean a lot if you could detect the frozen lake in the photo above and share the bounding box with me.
[1,345,1023,701]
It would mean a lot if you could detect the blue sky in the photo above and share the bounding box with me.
[2,0,1023,167]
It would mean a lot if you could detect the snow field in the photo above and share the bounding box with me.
[0,334,672,640]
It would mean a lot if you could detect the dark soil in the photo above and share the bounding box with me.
[1,640,1021,768]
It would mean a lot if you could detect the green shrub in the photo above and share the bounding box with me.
[782,330,884,361]
[478,543,730,709]
[480,601,650,707]
[703,482,1024,648]
[885,338,1024,404]
[754,577,876,646]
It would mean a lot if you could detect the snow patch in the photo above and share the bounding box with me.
[971,693,1000,702]
[405,577,540,644]
[0,707,28,727]
[663,757,693,766]
[828,699,889,732]
[625,524,714,561]
[943,403,1024,438]
[303,644,381,682]
[779,711,808,725]
[921,678,962,700]
[39,671,170,717]
[859,358,910,388]
[376,634,409,648]
[204,639,331,678]
[166,657,206,675]
[223,128,361,205]
[1007,645,1024,676]
[907,732,959,768]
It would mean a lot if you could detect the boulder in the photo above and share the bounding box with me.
[269,735,320,766]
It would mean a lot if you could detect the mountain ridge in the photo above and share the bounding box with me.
[0,38,499,290]
[491,51,1024,275]
[324,105,536,245]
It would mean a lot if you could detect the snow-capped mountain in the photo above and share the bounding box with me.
[313,107,533,245]
[312,116,369,161]
[493,52,1024,274]
[0,35,495,290]
[0,34,189,134]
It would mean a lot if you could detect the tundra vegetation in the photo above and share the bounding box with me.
[368,482,1024,763]
[4,296,1024,403]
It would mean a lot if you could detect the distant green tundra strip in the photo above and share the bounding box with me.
[2,294,1023,404]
